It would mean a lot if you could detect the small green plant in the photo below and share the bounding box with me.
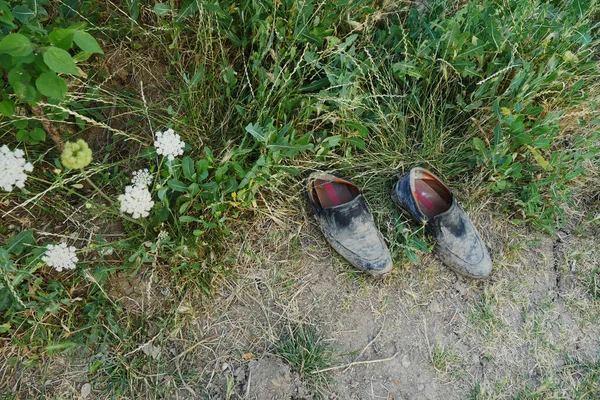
[432,343,464,380]
[0,0,103,147]
[391,217,430,264]
[274,324,334,396]
[589,268,600,300]
[468,289,503,337]
[468,382,485,400]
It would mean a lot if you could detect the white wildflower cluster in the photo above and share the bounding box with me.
[42,242,78,272]
[131,168,153,187]
[119,184,154,219]
[0,145,33,192]
[157,230,169,242]
[119,167,155,219]
[154,128,185,160]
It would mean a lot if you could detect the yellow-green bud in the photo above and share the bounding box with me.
[563,51,578,63]
[61,139,92,169]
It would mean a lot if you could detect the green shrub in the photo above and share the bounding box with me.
[0,0,103,145]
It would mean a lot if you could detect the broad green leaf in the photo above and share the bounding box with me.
[13,82,36,102]
[16,129,29,141]
[0,100,15,116]
[179,216,200,223]
[187,183,200,196]
[30,127,46,142]
[266,143,313,151]
[525,106,544,115]
[405,249,419,263]
[203,3,227,16]
[5,230,35,256]
[321,136,341,148]
[45,342,77,352]
[245,123,265,142]
[187,65,204,87]
[513,133,532,145]
[73,51,92,62]
[392,62,423,79]
[8,67,30,86]
[153,3,171,16]
[532,138,550,149]
[49,28,75,50]
[179,201,190,214]
[73,31,103,54]
[195,159,209,182]
[472,137,486,153]
[510,119,524,134]
[0,323,10,333]
[0,34,32,57]
[43,47,80,75]
[528,146,552,171]
[167,179,187,192]
[571,79,584,95]
[157,205,170,221]
[36,72,67,100]
[493,123,503,145]
[464,100,483,112]
[14,120,28,129]
[59,0,79,18]
[157,186,168,200]
[0,2,16,29]
[486,18,502,51]
[215,164,228,181]
[492,99,501,119]
[0,248,12,267]
[182,156,195,181]
[177,0,200,20]
[344,137,366,149]
[299,77,329,92]
[344,121,369,137]
[12,5,34,24]
[127,0,140,21]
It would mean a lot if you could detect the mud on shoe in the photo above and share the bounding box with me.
[307,172,392,275]
[391,167,492,279]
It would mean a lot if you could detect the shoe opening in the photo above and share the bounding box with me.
[413,172,452,218]
[311,176,359,209]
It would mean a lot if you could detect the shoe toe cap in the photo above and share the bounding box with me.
[438,244,492,278]
[335,239,393,275]
[358,255,393,276]
[464,250,492,278]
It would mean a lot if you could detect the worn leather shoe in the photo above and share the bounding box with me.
[308,172,392,275]
[391,167,492,278]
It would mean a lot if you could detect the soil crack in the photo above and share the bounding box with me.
[552,231,568,301]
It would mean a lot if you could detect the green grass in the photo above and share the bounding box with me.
[274,324,334,397]
[589,268,600,300]
[510,357,600,399]
[469,288,503,337]
[1,0,599,397]
[431,343,465,381]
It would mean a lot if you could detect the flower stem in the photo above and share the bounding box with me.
[79,177,144,226]
[83,171,114,205]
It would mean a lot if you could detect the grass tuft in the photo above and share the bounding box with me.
[274,324,334,396]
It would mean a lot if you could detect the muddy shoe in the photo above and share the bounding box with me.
[307,172,392,275]
[391,167,492,279]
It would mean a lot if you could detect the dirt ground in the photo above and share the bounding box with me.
[169,201,600,399]
[5,198,599,399]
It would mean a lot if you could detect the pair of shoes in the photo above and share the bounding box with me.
[307,168,492,278]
